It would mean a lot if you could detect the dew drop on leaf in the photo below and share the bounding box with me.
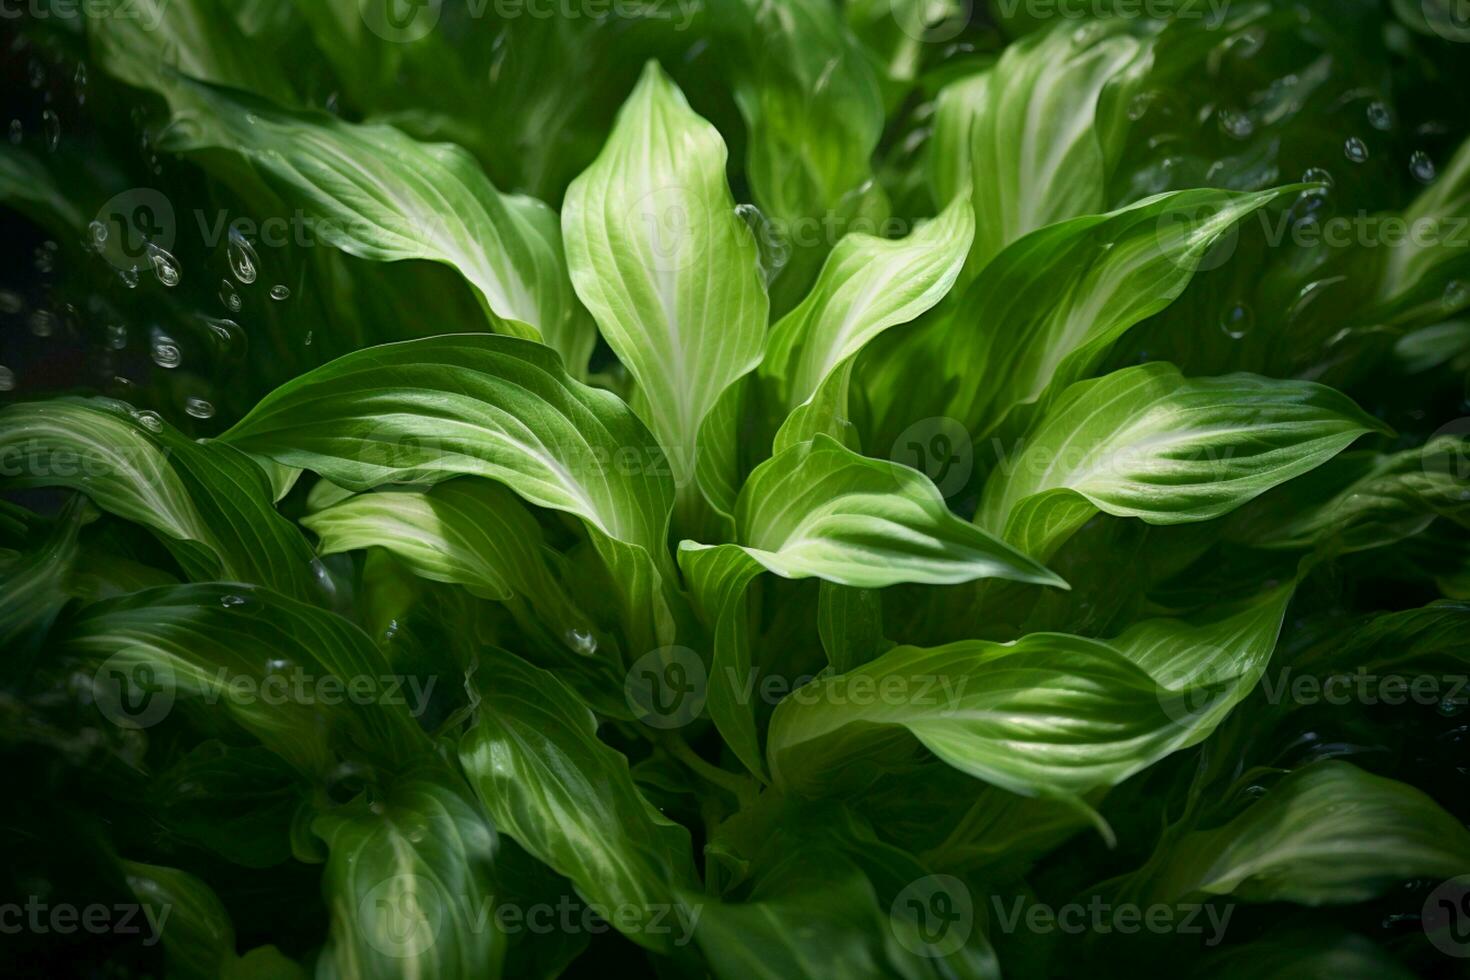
[1343,137,1369,163]
[565,629,598,656]
[41,109,59,151]
[227,228,259,284]
[1366,100,1392,131]
[270,284,290,301]
[219,278,242,312]
[146,243,181,287]
[1219,302,1254,339]
[132,409,163,433]
[150,333,182,369]
[1410,150,1437,184]
[184,395,214,419]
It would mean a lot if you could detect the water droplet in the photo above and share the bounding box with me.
[1301,166,1334,189]
[303,330,314,347]
[324,91,340,115]
[219,593,247,609]
[219,279,242,312]
[29,309,55,337]
[227,228,259,284]
[1217,108,1254,140]
[150,333,182,369]
[105,323,127,349]
[184,395,214,419]
[1439,696,1465,718]
[197,315,244,356]
[1343,137,1369,163]
[74,62,87,104]
[1445,280,1469,310]
[1071,22,1103,46]
[146,242,181,286]
[119,266,140,289]
[41,109,59,151]
[133,409,163,433]
[7,119,20,144]
[0,366,14,392]
[27,59,44,89]
[564,629,598,656]
[1366,100,1392,131]
[88,219,108,249]
[1410,150,1437,184]
[269,284,290,301]
[265,657,291,673]
[0,290,21,314]
[1227,27,1266,58]
[1219,302,1255,339]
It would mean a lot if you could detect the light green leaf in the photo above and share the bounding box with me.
[976,363,1384,561]
[313,762,506,979]
[458,648,700,953]
[955,188,1292,438]
[562,61,769,522]
[769,587,1291,809]
[679,436,1062,777]
[221,335,677,649]
[763,193,974,453]
[0,399,320,600]
[964,19,1150,277]
[1128,761,1470,905]
[152,80,593,371]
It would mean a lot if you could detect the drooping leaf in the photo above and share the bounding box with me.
[458,647,700,953]
[976,363,1385,560]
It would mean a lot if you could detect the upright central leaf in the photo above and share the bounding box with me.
[563,62,769,529]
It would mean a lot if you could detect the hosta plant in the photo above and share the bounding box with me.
[3,1,1470,977]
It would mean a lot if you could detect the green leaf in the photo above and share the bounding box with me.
[152,80,593,372]
[963,19,1150,277]
[763,193,974,454]
[221,335,677,649]
[65,583,427,774]
[562,61,769,522]
[0,399,320,600]
[0,497,85,649]
[312,762,506,979]
[1224,436,1470,553]
[976,363,1384,561]
[768,587,1291,810]
[121,861,237,980]
[458,648,700,953]
[711,0,889,308]
[817,582,886,673]
[1126,761,1470,905]
[679,436,1062,776]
